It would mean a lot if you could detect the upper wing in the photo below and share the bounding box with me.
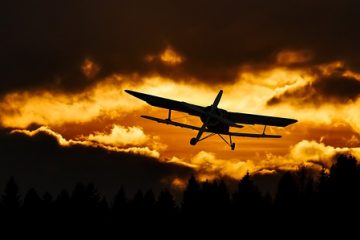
[126,90,297,127]
[125,90,204,116]
[228,112,297,127]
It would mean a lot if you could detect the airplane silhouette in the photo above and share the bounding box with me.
[125,90,297,150]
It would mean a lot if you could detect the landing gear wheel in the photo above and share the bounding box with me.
[231,143,235,150]
[190,138,198,146]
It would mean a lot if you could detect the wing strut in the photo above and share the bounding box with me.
[197,133,216,142]
[167,109,172,120]
[218,134,236,150]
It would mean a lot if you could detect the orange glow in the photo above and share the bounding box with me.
[318,61,345,76]
[276,49,312,65]
[145,46,183,66]
[82,124,167,152]
[160,47,183,65]
[0,75,143,128]
[86,125,149,147]
[169,151,256,180]
[81,58,101,78]
[171,177,187,190]
[2,56,360,181]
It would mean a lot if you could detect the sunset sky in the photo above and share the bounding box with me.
[1,0,360,193]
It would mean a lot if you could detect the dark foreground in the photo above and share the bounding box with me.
[0,154,359,234]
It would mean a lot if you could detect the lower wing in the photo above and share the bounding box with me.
[141,115,281,138]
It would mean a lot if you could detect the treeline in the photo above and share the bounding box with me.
[1,154,359,230]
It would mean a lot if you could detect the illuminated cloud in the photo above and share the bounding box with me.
[169,151,256,181]
[0,74,213,129]
[261,140,360,172]
[86,125,149,147]
[160,47,183,65]
[0,76,142,128]
[145,46,184,66]
[115,146,160,158]
[81,58,101,79]
[12,126,161,158]
[167,140,360,181]
[12,126,71,146]
[276,49,313,65]
[3,61,359,133]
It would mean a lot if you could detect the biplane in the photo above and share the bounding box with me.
[125,90,297,150]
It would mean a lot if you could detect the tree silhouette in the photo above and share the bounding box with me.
[156,188,177,218]
[317,168,329,200]
[330,154,357,192]
[99,196,109,225]
[329,154,358,214]
[112,186,127,224]
[55,189,71,209]
[0,177,21,227]
[53,189,71,226]
[24,188,40,209]
[70,183,102,227]
[22,188,42,226]
[23,188,41,211]
[217,180,230,206]
[232,172,264,219]
[43,192,53,206]
[1,153,360,231]
[275,172,299,212]
[200,180,230,218]
[128,190,145,221]
[296,167,315,214]
[214,180,230,216]
[143,189,155,217]
[182,175,201,217]
[1,177,21,215]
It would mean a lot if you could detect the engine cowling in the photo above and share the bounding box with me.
[200,106,229,133]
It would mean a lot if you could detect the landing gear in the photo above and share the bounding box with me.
[190,138,198,145]
[190,133,236,150]
[230,135,235,150]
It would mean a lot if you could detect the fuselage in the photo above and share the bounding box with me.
[200,106,229,133]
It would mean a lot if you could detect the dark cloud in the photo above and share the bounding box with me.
[1,0,360,95]
[314,76,360,101]
[0,128,193,196]
[268,74,360,105]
